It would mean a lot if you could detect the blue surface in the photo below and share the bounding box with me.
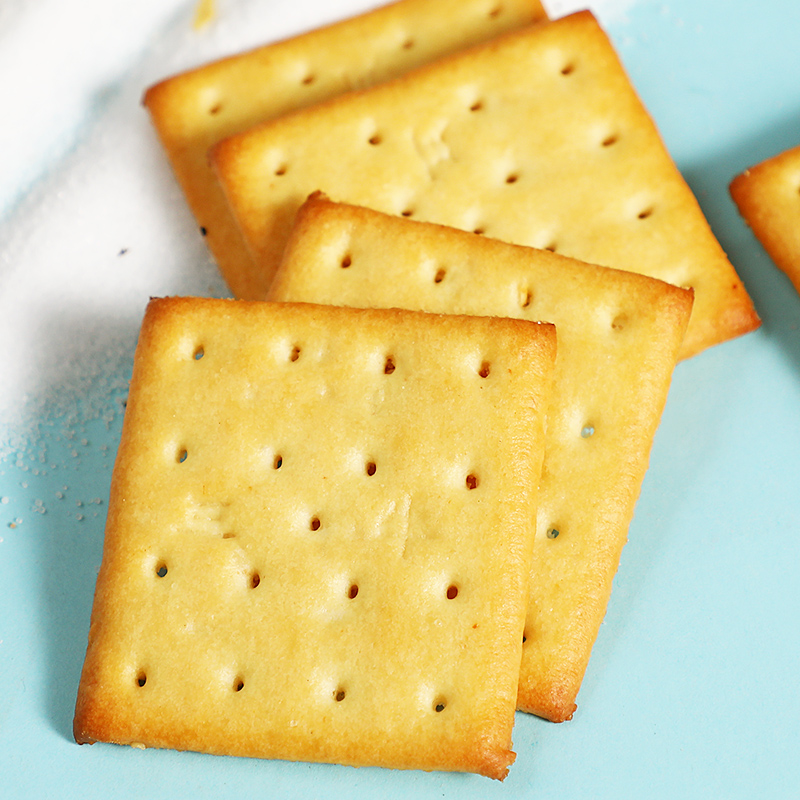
[2,0,799,797]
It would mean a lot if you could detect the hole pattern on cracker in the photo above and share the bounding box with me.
[79,299,552,775]
[611,313,628,331]
[241,81,708,719]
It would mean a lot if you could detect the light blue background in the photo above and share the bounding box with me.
[2,1,799,797]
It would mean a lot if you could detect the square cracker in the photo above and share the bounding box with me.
[269,193,695,721]
[142,0,547,300]
[730,143,800,296]
[212,9,758,359]
[73,297,556,780]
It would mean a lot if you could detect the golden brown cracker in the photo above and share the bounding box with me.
[73,297,556,778]
[213,10,757,358]
[270,194,694,721]
[143,0,547,300]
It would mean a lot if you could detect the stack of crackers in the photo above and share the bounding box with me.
[73,0,763,780]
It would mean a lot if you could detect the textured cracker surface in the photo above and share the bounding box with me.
[270,195,694,721]
[73,298,556,779]
[212,10,757,359]
[730,143,800,296]
[143,0,546,300]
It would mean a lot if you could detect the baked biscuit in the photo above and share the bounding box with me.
[73,297,556,779]
[143,0,547,299]
[212,10,757,358]
[269,194,694,721]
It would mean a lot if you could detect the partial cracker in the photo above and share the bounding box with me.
[143,0,547,300]
[270,194,694,721]
[730,143,800,296]
[213,10,757,359]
